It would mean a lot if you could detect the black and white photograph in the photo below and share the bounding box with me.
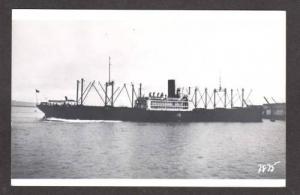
[11,10,286,187]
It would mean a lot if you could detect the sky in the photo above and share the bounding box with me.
[12,10,286,107]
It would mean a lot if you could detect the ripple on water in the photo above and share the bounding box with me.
[11,106,286,179]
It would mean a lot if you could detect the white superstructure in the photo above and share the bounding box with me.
[135,96,192,111]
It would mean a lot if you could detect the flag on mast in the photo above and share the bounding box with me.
[35,89,40,105]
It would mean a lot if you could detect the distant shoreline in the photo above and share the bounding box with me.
[12,105,36,108]
[11,100,36,108]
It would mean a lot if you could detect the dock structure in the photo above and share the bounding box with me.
[262,98,286,121]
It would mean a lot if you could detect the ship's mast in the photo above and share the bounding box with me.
[219,74,222,91]
[109,56,111,83]
[81,78,84,105]
[76,80,79,105]
[205,88,208,109]
[242,88,244,108]
[105,56,114,107]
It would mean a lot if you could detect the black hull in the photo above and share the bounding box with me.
[37,105,262,122]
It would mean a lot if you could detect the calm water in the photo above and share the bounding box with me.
[11,106,285,179]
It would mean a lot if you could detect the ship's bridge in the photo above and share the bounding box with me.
[134,79,192,111]
[135,96,192,111]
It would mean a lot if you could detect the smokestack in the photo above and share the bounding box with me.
[168,79,176,98]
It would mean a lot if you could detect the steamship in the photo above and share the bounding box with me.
[37,79,262,122]
[37,57,262,122]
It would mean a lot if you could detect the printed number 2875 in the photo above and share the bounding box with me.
[258,161,280,174]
